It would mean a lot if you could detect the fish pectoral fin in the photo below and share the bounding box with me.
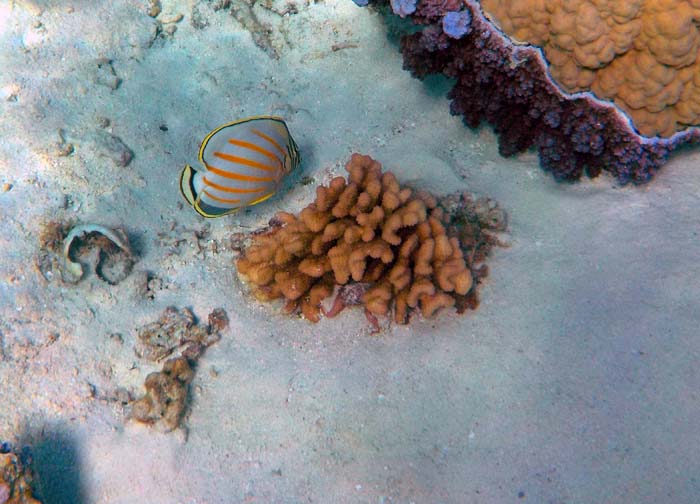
[248,192,275,206]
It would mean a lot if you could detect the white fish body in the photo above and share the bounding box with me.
[180,116,301,218]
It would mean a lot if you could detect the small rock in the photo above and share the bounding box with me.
[93,59,122,90]
[55,142,74,157]
[147,0,161,17]
[1,183,11,193]
[160,13,183,24]
[55,129,74,157]
[211,0,231,10]
[17,0,43,16]
[0,84,20,102]
[207,308,229,333]
[82,381,96,399]
[190,4,208,29]
[96,116,111,128]
[90,129,134,167]
[113,387,133,405]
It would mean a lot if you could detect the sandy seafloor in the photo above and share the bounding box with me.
[1,0,700,502]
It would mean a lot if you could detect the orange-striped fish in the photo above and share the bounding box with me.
[180,116,301,218]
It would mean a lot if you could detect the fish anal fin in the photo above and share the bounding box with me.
[248,192,275,206]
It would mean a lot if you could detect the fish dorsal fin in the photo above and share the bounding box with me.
[198,116,288,166]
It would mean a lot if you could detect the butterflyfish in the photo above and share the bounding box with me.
[180,116,301,218]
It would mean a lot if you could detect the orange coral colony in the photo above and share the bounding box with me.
[236,153,504,325]
[480,0,700,137]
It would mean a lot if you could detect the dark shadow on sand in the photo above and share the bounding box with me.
[24,427,86,504]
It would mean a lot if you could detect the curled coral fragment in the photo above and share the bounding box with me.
[236,154,506,327]
[61,223,133,284]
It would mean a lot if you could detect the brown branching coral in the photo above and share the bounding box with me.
[236,154,507,326]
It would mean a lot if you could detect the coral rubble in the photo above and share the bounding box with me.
[0,445,42,504]
[135,306,224,362]
[361,0,700,183]
[35,221,135,285]
[236,153,506,326]
[130,307,228,432]
[130,356,195,433]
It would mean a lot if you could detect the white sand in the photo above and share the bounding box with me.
[1,0,700,502]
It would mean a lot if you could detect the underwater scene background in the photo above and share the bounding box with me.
[1,0,700,502]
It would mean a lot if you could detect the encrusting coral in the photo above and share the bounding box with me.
[236,153,506,327]
[481,0,700,138]
[0,445,42,504]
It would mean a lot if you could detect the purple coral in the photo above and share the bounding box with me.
[442,10,471,39]
[390,0,417,18]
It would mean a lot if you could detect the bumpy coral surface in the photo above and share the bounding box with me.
[236,154,505,326]
[363,0,700,183]
[481,0,700,138]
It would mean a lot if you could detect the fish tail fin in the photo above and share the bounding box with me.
[180,164,198,208]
